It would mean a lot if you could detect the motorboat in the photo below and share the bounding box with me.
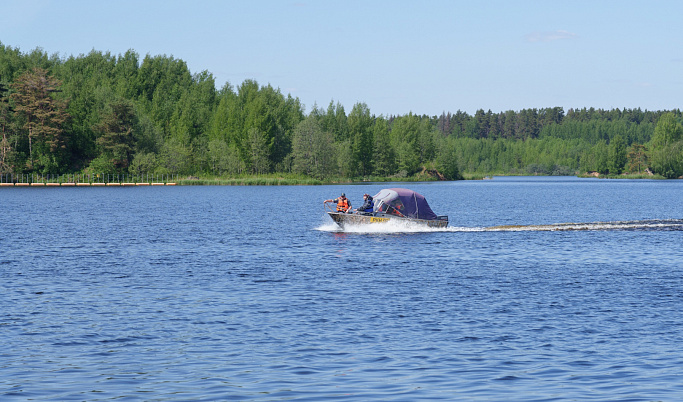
[325,188,448,228]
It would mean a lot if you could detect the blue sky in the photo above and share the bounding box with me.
[2,0,681,116]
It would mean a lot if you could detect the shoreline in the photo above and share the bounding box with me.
[0,173,673,187]
[0,182,177,187]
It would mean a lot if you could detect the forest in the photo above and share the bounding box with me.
[1,42,683,182]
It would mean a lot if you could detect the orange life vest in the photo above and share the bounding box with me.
[336,198,349,212]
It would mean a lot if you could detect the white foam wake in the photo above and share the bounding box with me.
[316,219,683,233]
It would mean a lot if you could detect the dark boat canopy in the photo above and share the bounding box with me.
[372,188,438,220]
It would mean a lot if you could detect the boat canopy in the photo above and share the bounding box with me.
[372,188,438,220]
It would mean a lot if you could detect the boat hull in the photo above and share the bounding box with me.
[328,212,448,229]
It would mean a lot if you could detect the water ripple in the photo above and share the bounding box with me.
[2,182,683,400]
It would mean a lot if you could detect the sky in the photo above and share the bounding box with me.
[1,0,681,116]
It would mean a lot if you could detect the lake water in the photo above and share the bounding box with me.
[2,176,682,401]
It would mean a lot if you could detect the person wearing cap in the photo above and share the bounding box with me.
[324,193,352,213]
[355,193,374,214]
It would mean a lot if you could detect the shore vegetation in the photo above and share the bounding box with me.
[1,43,682,183]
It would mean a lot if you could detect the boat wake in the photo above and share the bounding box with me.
[315,219,451,234]
[482,219,683,232]
[316,219,683,233]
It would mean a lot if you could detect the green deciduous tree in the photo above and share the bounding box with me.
[291,116,336,179]
[395,141,419,175]
[247,127,270,174]
[208,80,303,174]
[650,113,683,178]
[608,134,626,174]
[159,137,192,174]
[336,140,354,178]
[206,139,244,175]
[371,118,395,176]
[416,120,437,164]
[390,113,420,174]
[651,112,682,148]
[169,71,216,145]
[650,143,683,179]
[209,82,239,145]
[129,151,158,175]
[8,43,683,181]
[594,140,609,175]
[348,102,373,176]
[436,138,462,180]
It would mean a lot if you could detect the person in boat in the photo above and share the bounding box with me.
[324,193,352,213]
[355,193,374,214]
[385,202,405,217]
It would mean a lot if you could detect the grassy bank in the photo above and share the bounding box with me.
[177,176,325,186]
[177,176,446,186]
[174,172,671,186]
[576,173,666,179]
[175,172,456,185]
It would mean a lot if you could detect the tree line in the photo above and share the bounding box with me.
[1,43,682,180]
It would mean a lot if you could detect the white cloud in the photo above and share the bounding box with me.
[525,30,578,43]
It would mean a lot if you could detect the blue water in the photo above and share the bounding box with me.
[2,177,682,400]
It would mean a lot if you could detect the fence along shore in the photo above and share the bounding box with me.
[0,174,177,186]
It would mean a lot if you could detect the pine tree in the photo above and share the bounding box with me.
[0,82,14,173]
[626,144,648,174]
[10,67,69,172]
[93,100,138,172]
